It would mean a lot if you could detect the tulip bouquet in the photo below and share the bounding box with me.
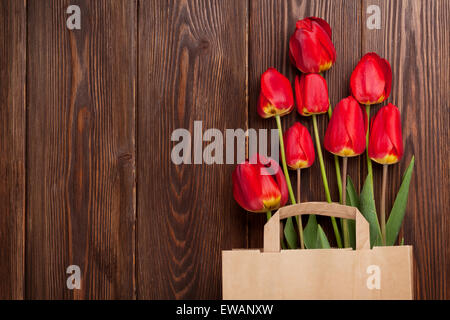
[232,17,414,249]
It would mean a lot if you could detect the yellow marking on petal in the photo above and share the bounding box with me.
[371,154,399,165]
[362,94,386,105]
[336,148,357,157]
[263,104,277,116]
[319,61,333,72]
[263,104,291,118]
[375,94,385,104]
[263,195,281,211]
[301,107,327,116]
[288,160,309,170]
[277,107,293,117]
[302,107,312,116]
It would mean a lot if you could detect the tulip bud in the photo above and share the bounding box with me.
[295,73,329,116]
[324,96,367,157]
[350,52,392,105]
[257,68,294,119]
[369,103,404,165]
[289,17,336,73]
[284,122,315,169]
[232,154,288,213]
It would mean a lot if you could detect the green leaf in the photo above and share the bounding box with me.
[346,176,359,249]
[283,217,298,249]
[303,215,319,249]
[375,233,383,246]
[346,176,360,208]
[359,173,382,247]
[346,220,356,250]
[385,156,415,246]
[400,237,405,246]
[315,224,331,248]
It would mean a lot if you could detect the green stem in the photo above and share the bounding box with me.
[365,105,373,180]
[341,157,350,248]
[381,165,388,245]
[312,115,331,202]
[275,115,305,249]
[312,115,343,248]
[328,107,343,203]
[275,115,296,204]
[266,211,272,221]
[296,169,305,249]
[334,157,343,202]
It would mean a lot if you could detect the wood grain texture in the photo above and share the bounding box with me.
[137,0,248,299]
[361,0,449,299]
[248,0,362,248]
[26,0,136,299]
[0,0,447,300]
[0,0,26,300]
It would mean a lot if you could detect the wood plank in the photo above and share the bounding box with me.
[248,0,362,248]
[0,0,26,300]
[137,0,248,299]
[362,0,449,299]
[27,0,136,299]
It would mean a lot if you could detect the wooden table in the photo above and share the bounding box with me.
[0,0,448,299]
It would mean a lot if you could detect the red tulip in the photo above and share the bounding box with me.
[295,73,329,116]
[284,122,315,169]
[232,154,288,213]
[369,104,404,164]
[350,52,392,105]
[289,17,336,73]
[257,68,294,118]
[324,96,367,157]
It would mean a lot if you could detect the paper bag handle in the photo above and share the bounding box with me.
[264,202,370,252]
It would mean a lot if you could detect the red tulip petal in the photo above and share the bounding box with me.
[295,17,312,30]
[368,107,393,160]
[294,75,305,114]
[289,31,313,73]
[290,17,336,73]
[266,158,288,207]
[259,173,282,209]
[324,96,366,156]
[304,74,329,114]
[288,48,296,66]
[380,58,392,99]
[295,74,329,116]
[289,30,333,73]
[350,52,388,104]
[303,127,316,166]
[284,122,315,169]
[296,123,315,166]
[309,17,332,38]
[368,104,403,164]
[249,154,286,208]
[344,97,367,155]
[383,104,403,159]
[232,163,265,212]
[261,68,294,110]
[324,101,349,154]
[232,173,253,210]
[257,93,274,119]
[291,29,323,73]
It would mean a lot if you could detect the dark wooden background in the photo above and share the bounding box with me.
[0,0,448,299]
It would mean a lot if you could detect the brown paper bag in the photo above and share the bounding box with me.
[222,202,413,300]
